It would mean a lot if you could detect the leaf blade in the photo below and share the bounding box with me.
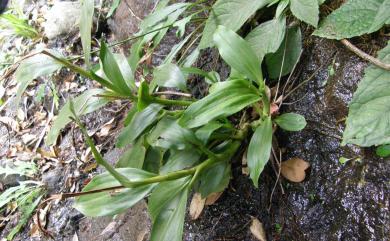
[247,117,273,187]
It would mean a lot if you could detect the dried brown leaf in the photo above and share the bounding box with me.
[205,192,223,205]
[0,117,19,132]
[189,193,205,220]
[250,218,267,241]
[281,157,310,182]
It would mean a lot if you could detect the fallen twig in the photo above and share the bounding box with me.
[340,39,390,71]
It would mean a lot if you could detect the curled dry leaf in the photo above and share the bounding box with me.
[281,157,310,182]
[205,191,223,205]
[250,217,267,241]
[189,192,205,220]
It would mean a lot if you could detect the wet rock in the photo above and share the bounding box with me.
[108,0,158,47]
[43,1,81,39]
[77,201,150,241]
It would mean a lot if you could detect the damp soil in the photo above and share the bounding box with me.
[183,36,390,241]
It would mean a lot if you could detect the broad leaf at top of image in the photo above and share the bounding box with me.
[313,0,390,39]
[342,41,390,146]
[199,0,273,49]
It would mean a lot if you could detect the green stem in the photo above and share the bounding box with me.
[69,101,133,187]
[153,97,193,106]
[261,90,270,117]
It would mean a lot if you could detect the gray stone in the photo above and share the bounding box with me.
[77,201,150,241]
[43,1,81,39]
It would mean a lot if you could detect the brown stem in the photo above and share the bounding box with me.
[340,39,390,71]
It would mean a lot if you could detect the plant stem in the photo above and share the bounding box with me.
[153,96,193,106]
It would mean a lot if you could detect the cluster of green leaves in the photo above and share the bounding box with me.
[10,0,312,239]
[0,161,44,240]
[21,0,390,239]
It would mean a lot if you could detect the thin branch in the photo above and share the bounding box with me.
[341,39,390,71]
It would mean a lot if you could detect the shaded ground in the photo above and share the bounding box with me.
[1,0,389,241]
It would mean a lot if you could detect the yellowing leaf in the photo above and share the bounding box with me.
[281,157,310,182]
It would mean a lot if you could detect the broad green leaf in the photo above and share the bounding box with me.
[116,138,146,168]
[290,0,319,27]
[74,168,156,217]
[370,0,390,32]
[274,113,306,131]
[199,0,272,49]
[116,104,163,147]
[214,25,263,84]
[179,79,261,128]
[342,42,390,146]
[80,0,94,67]
[46,89,109,145]
[15,52,62,107]
[147,117,202,150]
[195,122,223,144]
[265,25,302,79]
[100,42,132,95]
[149,177,190,241]
[113,53,136,91]
[143,146,164,173]
[198,161,231,198]
[313,0,390,39]
[376,144,390,157]
[245,17,286,63]
[275,0,289,18]
[153,63,187,91]
[107,0,121,18]
[123,105,138,126]
[247,117,272,187]
[160,149,201,174]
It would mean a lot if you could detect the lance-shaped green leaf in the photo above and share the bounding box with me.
[153,63,187,91]
[214,25,263,84]
[116,104,163,148]
[290,0,319,27]
[199,0,272,49]
[245,16,286,63]
[160,149,201,174]
[46,89,110,145]
[247,117,272,187]
[116,138,146,168]
[143,146,164,174]
[106,0,120,18]
[148,117,202,150]
[265,25,302,79]
[198,161,231,198]
[313,0,390,39]
[80,0,94,67]
[140,3,190,31]
[113,53,136,91]
[74,168,156,217]
[149,177,190,241]
[342,42,390,146]
[274,113,306,131]
[179,79,261,128]
[100,42,133,95]
[195,122,223,144]
[15,52,62,108]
